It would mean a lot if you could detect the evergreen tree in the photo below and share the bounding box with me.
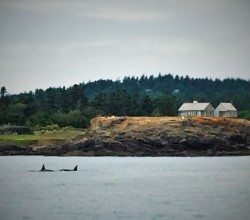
[139,95,154,116]
[1,74,250,127]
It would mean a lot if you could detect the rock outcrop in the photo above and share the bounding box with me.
[1,116,250,156]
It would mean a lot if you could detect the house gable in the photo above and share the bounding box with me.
[178,101,214,117]
[214,103,237,117]
[178,102,211,111]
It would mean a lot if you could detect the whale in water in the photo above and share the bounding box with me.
[40,164,53,172]
[60,165,78,172]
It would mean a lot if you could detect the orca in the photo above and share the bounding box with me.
[40,164,53,172]
[60,165,78,172]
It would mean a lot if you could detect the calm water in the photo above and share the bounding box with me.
[0,156,250,220]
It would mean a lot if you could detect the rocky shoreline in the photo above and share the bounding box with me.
[1,116,250,156]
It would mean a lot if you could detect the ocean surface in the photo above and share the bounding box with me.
[0,156,249,220]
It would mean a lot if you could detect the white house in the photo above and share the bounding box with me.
[178,101,214,117]
[214,103,237,117]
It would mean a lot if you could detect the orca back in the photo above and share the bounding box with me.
[73,165,78,171]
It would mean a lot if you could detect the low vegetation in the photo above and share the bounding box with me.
[0,129,83,147]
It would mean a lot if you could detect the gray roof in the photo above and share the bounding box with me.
[178,102,212,111]
[215,103,237,111]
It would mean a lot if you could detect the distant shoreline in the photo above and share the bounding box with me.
[0,145,250,157]
[1,116,250,157]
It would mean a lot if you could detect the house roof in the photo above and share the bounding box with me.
[178,102,212,111]
[215,103,237,111]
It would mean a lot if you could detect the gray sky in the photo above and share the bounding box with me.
[0,0,249,94]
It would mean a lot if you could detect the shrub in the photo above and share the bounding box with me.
[45,124,60,131]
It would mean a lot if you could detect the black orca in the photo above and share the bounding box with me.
[60,165,78,171]
[40,164,53,172]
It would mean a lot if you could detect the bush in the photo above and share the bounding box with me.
[30,111,53,126]
[238,110,250,120]
[45,124,60,131]
[25,120,34,128]
[52,110,89,128]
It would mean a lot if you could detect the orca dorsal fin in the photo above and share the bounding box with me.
[41,164,45,171]
[73,165,78,171]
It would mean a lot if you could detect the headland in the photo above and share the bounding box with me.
[1,116,250,156]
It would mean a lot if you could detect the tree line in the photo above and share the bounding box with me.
[1,73,250,129]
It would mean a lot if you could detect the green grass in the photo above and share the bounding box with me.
[0,129,83,147]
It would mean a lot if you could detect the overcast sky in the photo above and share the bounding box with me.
[0,0,249,94]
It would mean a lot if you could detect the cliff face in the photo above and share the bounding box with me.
[1,116,250,156]
[61,116,250,156]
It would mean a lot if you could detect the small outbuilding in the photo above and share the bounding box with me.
[0,125,32,135]
[214,103,237,117]
[178,101,214,117]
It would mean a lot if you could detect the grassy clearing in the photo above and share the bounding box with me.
[0,129,83,147]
